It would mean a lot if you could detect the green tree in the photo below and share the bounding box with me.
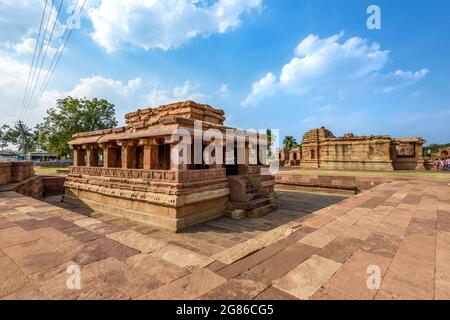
[0,124,10,153]
[423,143,450,157]
[282,136,298,150]
[4,121,35,158]
[36,97,118,158]
[266,129,275,157]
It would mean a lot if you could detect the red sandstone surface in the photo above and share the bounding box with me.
[1,177,449,300]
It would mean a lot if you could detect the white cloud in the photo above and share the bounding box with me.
[218,84,230,98]
[372,69,429,93]
[0,45,210,126]
[3,37,59,56]
[70,76,142,99]
[0,49,31,124]
[242,32,428,106]
[0,0,69,60]
[10,38,36,55]
[0,0,44,42]
[0,51,143,126]
[146,81,207,106]
[88,0,262,52]
[241,72,276,107]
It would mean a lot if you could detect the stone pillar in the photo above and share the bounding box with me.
[170,144,187,170]
[86,147,98,167]
[415,142,425,171]
[143,144,159,170]
[238,143,250,175]
[122,146,137,169]
[73,148,85,167]
[104,145,122,168]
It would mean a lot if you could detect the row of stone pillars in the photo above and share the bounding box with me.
[72,141,168,170]
[72,139,256,172]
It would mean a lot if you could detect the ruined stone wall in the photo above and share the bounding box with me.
[275,172,412,194]
[316,137,394,171]
[0,162,12,185]
[12,176,44,199]
[0,161,34,186]
[438,147,450,157]
[124,101,226,126]
[42,176,66,196]
[10,162,35,182]
[390,139,425,171]
[291,127,425,171]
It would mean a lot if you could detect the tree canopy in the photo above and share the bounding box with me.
[2,121,35,155]
[36,97,118,158]
[424,143,450,154]
[282,136,298,150]
[266,129,275,157]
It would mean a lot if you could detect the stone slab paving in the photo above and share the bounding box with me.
[0,178,449,300]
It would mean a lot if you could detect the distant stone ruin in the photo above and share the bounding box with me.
[278,127,426,171]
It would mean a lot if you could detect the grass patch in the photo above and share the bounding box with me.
[34,167,69,175]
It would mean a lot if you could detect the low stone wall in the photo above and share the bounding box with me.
[0,171,66,200]
[314,159,394,172]
[274,172,402,194]
[0,161,34,186]
[11,176,44,199]
[42,176,66,196]
[0,162,12,185]
[424,159,437,171]
[34,161,72,168]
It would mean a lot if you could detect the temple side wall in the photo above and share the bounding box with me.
[63,170,231,231]
[300,138,394,171]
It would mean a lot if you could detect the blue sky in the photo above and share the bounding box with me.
[1,0,449,144]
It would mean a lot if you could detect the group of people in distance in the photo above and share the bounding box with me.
[435,157,450,171]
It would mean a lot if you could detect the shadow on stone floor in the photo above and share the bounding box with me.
[180,191,347,236]
[39,191,347,256]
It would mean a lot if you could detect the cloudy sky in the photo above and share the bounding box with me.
[1,0,449,144]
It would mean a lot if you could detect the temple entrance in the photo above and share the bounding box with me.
[136,146,144,169]
[158,144,171,170]
[225,164,239,176]
[225,146,239,176]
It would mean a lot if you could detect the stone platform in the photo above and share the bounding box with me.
[0,178,449,300]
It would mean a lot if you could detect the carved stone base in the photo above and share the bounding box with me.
[64,187,229,232]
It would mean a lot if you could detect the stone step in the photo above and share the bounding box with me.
[226,197,272,210]
[247,203,278,218]
[247,192,262,201]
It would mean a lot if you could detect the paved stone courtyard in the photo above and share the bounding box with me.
[0,179,449,300]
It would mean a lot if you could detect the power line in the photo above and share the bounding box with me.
[30,0,80,115]
[29,0,87,118]
[23,0,65,119]
[21,0,55,118]
[18,0,49,120]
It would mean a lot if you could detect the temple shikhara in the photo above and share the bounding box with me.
[64,101,276,232]
[278,127,426,171]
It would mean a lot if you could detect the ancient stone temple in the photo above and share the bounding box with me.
[64,101,276,232]
[278,127,426,171]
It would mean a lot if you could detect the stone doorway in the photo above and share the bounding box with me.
[225,146,239,176]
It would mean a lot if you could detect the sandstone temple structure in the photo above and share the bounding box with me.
[278,127,426,171]
[64,101,276,232]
